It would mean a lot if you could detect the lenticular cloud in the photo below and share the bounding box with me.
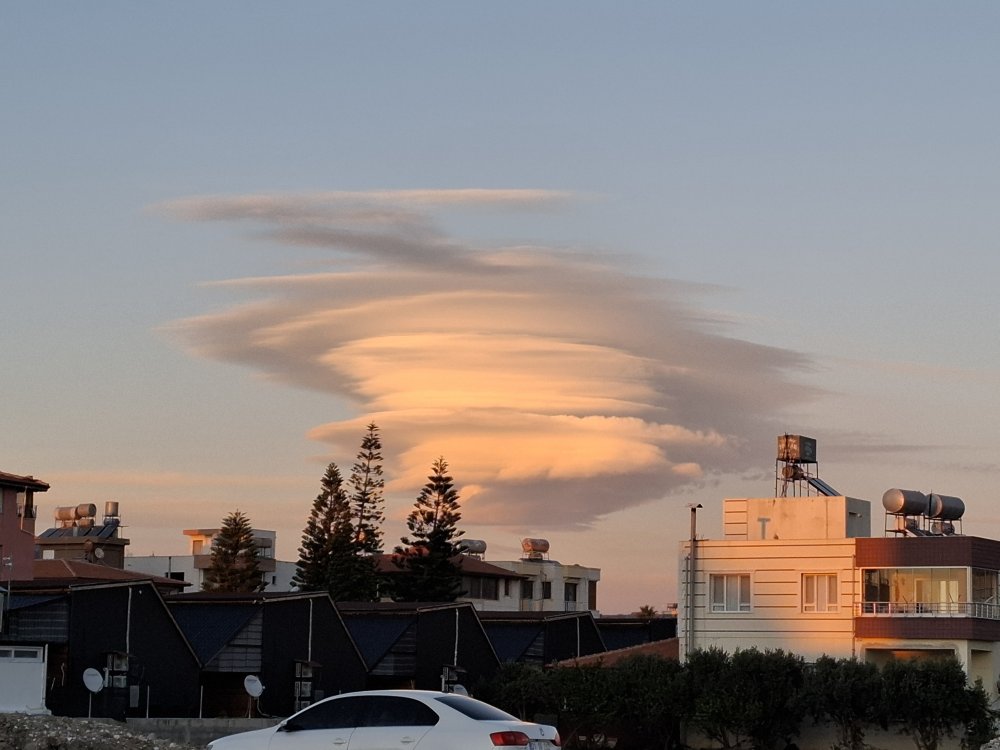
[158,189,816,528]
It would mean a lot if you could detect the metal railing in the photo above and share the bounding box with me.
[856,601,1000,619]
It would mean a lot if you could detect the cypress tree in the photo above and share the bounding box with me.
[204,509,264,592]
[392,456,465,602]
[294,462,378,601]
[350,422,385,555]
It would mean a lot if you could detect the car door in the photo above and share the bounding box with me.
[347,695,439,750]
[268,695,365,750]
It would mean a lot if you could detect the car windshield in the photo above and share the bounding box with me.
[434,694,518,721]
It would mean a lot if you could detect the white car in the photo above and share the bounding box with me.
[207,689,561,750]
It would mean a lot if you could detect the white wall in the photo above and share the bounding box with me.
[679,536,859,660]
[0,644,48,713]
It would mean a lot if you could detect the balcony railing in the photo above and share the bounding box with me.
[857,601,1000,620]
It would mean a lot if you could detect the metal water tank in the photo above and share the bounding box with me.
[927,493,965,520]
[881,488,928,515]
[521,538,550,555]
[459,539,487,555]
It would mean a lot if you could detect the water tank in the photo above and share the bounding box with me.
[777,435,817,463]
[882,488,928,515]
[458,539,487,555]
[77,503,97,518]
[927,493,965,520]
[54,506,78,521]
[521,538,550,555]
[104,500,120,518]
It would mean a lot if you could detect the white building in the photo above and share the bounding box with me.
[126,528,297,592]
[483,538,601,615]
[679,434,1000,698]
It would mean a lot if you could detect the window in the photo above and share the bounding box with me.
[802,573,838,612]
[710,574,751,612]
[435,694,518,721]
[862,567,968,614]
[294,661,317,712]
[289,695,366,730]
[564,582,578,602]
[362,696,439,727]
[541,581,552,600]
[521,581,534,600]
[464,577,499,600]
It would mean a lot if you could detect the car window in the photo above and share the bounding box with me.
[434,694,518,721]
[360,696,440,727]
[288,696,365,730]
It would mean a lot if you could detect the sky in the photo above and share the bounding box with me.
[4,3,1000,614]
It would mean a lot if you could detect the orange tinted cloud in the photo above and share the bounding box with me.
[158,190,818,528]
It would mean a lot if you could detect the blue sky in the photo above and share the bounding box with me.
[4,3,1000,612]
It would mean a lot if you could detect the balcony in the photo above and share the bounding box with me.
[857,601,1000,620]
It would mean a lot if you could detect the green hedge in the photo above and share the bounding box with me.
[474,649,996,750]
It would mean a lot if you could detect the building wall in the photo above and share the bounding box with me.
[489,559,601,614]
[126,554,297,592]
[0,485,39,576]
[679,536,859,660]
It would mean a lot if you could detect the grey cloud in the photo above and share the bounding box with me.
[161,189,821,528]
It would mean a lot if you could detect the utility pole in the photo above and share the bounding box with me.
[685,504,702,658]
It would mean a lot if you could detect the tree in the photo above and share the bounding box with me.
[392,456,465,602]
[203,510,264,592]
[881,658,995,750]
[293,462,379,601]
[804,656,882,750]
[349,422,385,555]
[685,647,806,750]
[636,604,658,620]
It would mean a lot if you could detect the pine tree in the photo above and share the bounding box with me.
[203,509,264,592]
[293,462,379,601]
[349,422,385,555]
[392,456,465,602]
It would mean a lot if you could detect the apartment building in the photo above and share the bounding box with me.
[679,435,1000,696]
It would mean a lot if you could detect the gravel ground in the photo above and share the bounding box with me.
[0,714,204,750]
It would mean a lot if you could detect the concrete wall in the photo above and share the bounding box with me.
[126,717,279,747]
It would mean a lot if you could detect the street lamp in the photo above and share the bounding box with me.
[685,504,702,659]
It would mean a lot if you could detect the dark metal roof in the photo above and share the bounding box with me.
[341,613,415,668]
[7,594,66,611]
[167,602,259,665]
[482,622,543,663]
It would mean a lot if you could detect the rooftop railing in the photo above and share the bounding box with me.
[857,601,1000,619]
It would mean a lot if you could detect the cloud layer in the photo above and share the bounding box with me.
[157,190,818,528]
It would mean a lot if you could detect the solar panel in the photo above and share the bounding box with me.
[807,476,840,496]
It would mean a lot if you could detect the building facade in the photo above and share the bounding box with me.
[125,527,297,592]
[0,470,48,580]
[679,488,1000,697]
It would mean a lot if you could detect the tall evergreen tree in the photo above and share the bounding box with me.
[349,422,385,555]
[392,456,465,602]
[294,462,379,601]
[203,509,264,592]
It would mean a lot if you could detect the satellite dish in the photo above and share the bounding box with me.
[451,684,469,696]
[244,675,264,698]
[83,668,104,693]
[94,548,105,560]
